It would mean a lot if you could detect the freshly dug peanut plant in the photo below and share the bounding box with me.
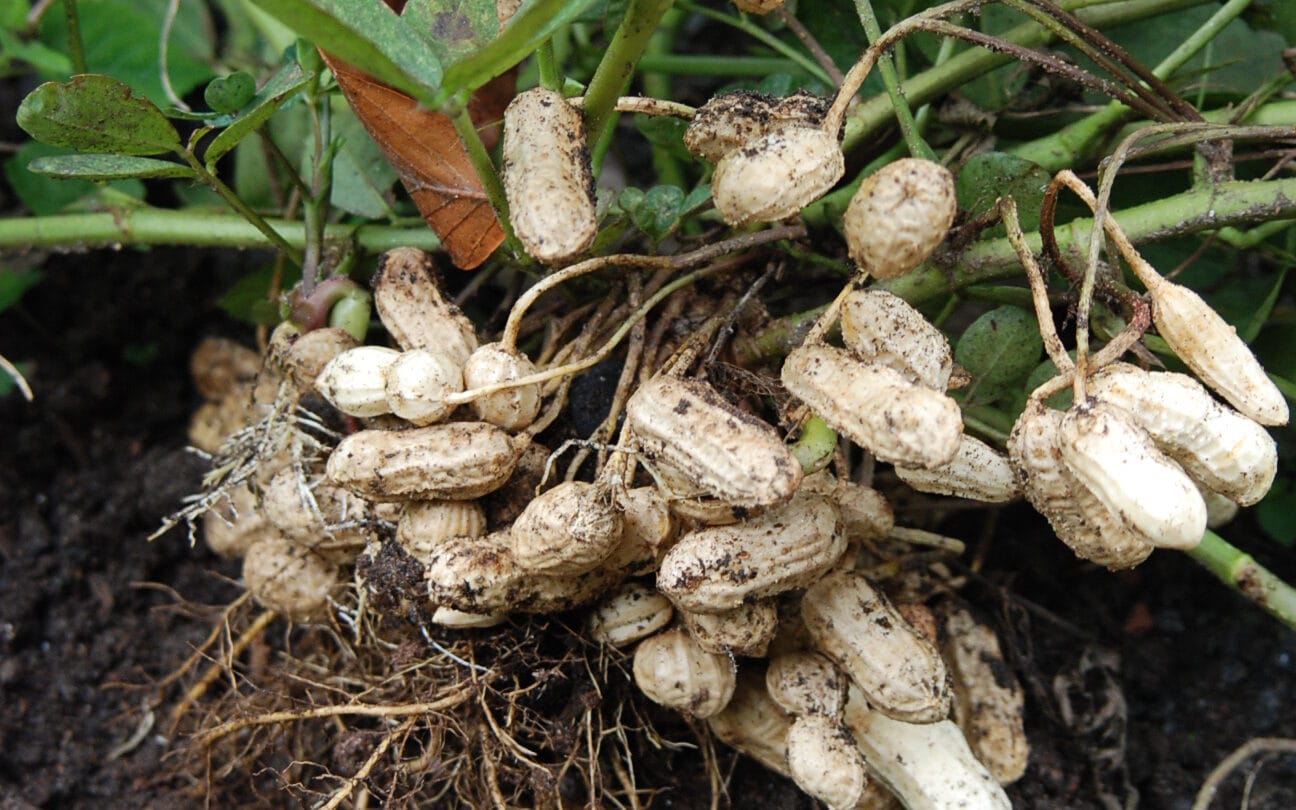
[501,87,597,263]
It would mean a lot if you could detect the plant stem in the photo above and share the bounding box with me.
[0,209,441,253]
[582,0,675,160]
[841,0,1206,153]
[181,150,304,267]
[537,38,562,91]
[852,0,934,160]
[63,0,86,73]
[449,102,524,260]
[636,54,805,76]
[1187,531,1296,630]
[678,0,833,86]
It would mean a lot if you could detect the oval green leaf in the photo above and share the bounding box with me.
[956,152,1049,230]
[204,62,314,166]
[955,305,1043,400]
[205,71,258,113]
[16,75,181,156]
[27,154,197,181]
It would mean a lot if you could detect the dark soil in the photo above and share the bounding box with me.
[2,251,1295,809]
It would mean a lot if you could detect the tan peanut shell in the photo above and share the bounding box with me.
[939,607,1029,786]
[188,395,248,454]
[802,571,950,723]
[384,348,463,426]
[462,342,542,430]
[204,484,270,558]
[603,486,676,575]
[628,376,802,509]
[432,606,505,628]
[190,336,261,401]
[261,468,374,559]
[1143,273,1288,426]
[501,87,597,263]
[512,481,622,575]
[284,327,359,393]
[316,346,401,417]
[397,499,487,564]
[766,651,847,718]
[481,441,552,528]
[1060,401,1206,550]
[840,288,953,390]
[843,688,1011,810]
[712,126,844,226]
[787,714,870,810]
[801,472,895,542]
[657,492,845,613]
[708,671,795,776]
[782,344,962,469]
[679,600,778,657]
[844,158,956,280]
[894,434,1020,503]
[1008,400,1154,569]
[326,422,522,502]
[372,247,479,364]
[242,536,338,621]
[587,582,674,647]
[1087,363,1276,505]
[683,89,828,163]
[1201,485,1239,528]
[632,627,736,718]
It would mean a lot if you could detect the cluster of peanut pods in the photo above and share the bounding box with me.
[188,78,1287,810]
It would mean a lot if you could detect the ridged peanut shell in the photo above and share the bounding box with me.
[712,126,844,226]
[766,651,847,718]
[783,344,962,469]
[262,468,375,559]
[384,348,463,426]
[708,671,795,776]
[841,288,953,390]
[787,714,870,810]
[1060,401,1206,550]
[628,376,802,509]
[397,499,487,564]
[588,582,674,647]
[512,481,622,575]
[372,247,478,364]
[844,158,956,280]
[316,346,401,417]
[658,493,845,613]
[894,434,1020,503]
[603,486,676,575]
[284,328,359,392]
[679,600,778,657]
[203,484,270,558]
[326,422,521,501]
[501,87,596,263]
[1144,274,1287,426]
[462,342,541,430]
[801,472,894,542]
[633,627,736,718]
[802,571,950,723]
[243,536,338,621]
[683,89,827,163]
[1087,363,1276,505]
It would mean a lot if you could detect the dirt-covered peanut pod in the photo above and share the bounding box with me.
[1086,363,1277,506]
[190,336,262,401]
[843,158,956,280]
[326,422,524,502]
[461,342,541,430]
[283,327,359,392]
[602,486,676,575]
[383,348,463,425]
[683,89,828,163]
[242,536,338,620]
[893,435,1020,503]
[1060,401,1206,550]
[802,571,951,724]
[711,125,844,225]
[204,484,271,558]
[801,472,895,542]
[843,687,1011,810]
[766,651,848,718]
[501,87,596,263]
[938,606,1029,785]
[783,343,963,469]
[632,626,736,718]
[657,492,845,613]
[511,481,623,575]
[628,375,802,512]
[316,346,401,417]
[709,671,796,776]
[840,288,953,390]
[397,499,488,564]
[787,713,871,810]
[372,247,479,364]
[1138,271,1288,426]
[678,600,779,657]
[261,468,377,560]
[1008,400,1155,569]
[587,582,674,647]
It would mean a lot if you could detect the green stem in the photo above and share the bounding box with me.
[1187,531,1296,630]
[181,150,304,267]
[582,0,675,156]
[1011,0,1252,169]
[63,0,87,74]
[0,209,441,253]
[537,38,561,91]
[636,54,806,76]
[677,0,833,86]
[841,0,1208,153]
[449,102,524,260]
[853,0,934,160]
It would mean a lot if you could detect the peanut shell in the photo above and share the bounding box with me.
[683,89,828,163]
[712,126,844,226]
[587,582,674,647]
[243,536,338,621]
[316,346,401,418]
[844,158,956,280]
[679,600,779,657]
[512,481,622,575]
[397,499,488,564]
[372,247,478,364]
[894,434,1020,503]
[462,342,541,430]
[786,714,870,810]
[384,348,463,426]
[632,627,736,718]
[840,288,953,390]
[766,651,847,718]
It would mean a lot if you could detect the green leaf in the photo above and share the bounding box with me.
[27,153,196,181]
[435,0,600,105]
[629,185,684,242]
[635,114,690,160]
[205,71,258,113]
[4,141,142,214]
[250,0,442,102]
[204,61,313,166]
[954,305,1044,402]
[0,29,73,76]
[219,262,302,325]
[402,0,499,65]
[1223,268,1287,344]
[0,268,41,312]
[956,152,1049,231]
[17,75,181,155]
[329,104,398,218]
[680,183,712,216]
